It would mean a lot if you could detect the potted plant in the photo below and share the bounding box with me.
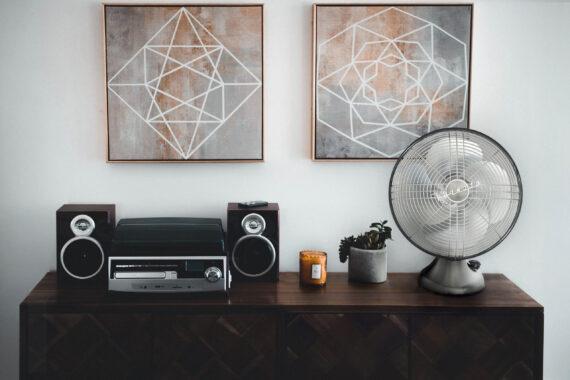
[339,220,392,283]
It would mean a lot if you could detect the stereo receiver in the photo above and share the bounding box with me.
[108,218,230,293]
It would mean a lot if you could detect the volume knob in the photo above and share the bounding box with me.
[204,267,222,283]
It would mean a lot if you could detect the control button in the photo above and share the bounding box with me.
[204,267,222,283]
[468,260,481,272]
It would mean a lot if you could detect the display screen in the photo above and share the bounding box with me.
[185,260,204,273]
[111,258,223,279]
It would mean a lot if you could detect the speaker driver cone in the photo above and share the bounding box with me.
[60,236,105,280]
[231,235,276,277]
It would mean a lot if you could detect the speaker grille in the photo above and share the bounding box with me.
[60,237,104,279]
[232,235,276,277]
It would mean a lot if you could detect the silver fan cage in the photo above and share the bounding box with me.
[389,128,523,260]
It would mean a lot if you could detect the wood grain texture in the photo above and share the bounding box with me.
[21,272,542,313]
[410,314,538,380]
[20,272,543,379]
[286,313,409,379]
[153,314,277,379]
[25,313,152,379]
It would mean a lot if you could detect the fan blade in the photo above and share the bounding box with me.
[464,208,490,243]
[392,161,449,226]
[425,207,489,257]
[425,136,483,181]
[465,161,511,224]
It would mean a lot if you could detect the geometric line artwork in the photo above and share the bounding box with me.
[313,5,472,159]
[105,6,263,161]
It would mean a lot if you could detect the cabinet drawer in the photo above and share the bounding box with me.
[19,273,543,380]
[153,313,278,380]
[25,313,152,379]
[285,313,409,380]
[24,312,278,380]
[410,314,540,380]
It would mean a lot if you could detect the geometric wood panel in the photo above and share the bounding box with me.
[285,314,409,380]
[153,314,277,379]
[411,315,538,380]
[26,313,152,379]
[20,273,543,380]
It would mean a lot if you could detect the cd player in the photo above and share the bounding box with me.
[108,218,230,293]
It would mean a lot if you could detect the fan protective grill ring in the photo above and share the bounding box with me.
[389,128,522,260]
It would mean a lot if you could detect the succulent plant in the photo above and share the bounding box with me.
[339,220,392,263]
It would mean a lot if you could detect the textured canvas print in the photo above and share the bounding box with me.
[313,5,472,159]
[105,5,263,161]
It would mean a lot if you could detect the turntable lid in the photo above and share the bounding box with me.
[112,218,224,252]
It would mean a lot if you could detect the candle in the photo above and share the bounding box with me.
[299,250,327,286]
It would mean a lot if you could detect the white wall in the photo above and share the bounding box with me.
[1,0,569,378]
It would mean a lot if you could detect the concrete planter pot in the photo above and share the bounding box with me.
[348,247,387,283]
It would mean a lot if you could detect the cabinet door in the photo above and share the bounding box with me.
[285,313,409,380]
[153,313,278,379]
[410,314,540,380]
[25,313,152,379]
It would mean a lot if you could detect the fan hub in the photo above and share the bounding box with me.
[445,179,470,203]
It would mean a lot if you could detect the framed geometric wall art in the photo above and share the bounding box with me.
[104,5,263,162]
[312,4,473,160]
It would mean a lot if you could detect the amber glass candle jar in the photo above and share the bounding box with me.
[299,251,327,286]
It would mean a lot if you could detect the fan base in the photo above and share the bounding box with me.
[420,258,485,295]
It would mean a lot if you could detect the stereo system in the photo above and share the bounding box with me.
[108,218,230,293]
[227,203,279,282]
[56,204,116,288]
[55,202,279,291]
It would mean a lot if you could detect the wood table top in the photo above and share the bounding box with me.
[21,272,542,313]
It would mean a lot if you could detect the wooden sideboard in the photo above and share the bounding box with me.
[20,272,542,379]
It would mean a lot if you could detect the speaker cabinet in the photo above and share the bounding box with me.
[227,203,279,282]
[56,204,115,288]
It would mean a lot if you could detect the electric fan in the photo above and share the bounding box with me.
[389,128,522,295]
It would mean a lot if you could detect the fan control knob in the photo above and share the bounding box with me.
[467,260,481,272]
[204,267,222,283]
